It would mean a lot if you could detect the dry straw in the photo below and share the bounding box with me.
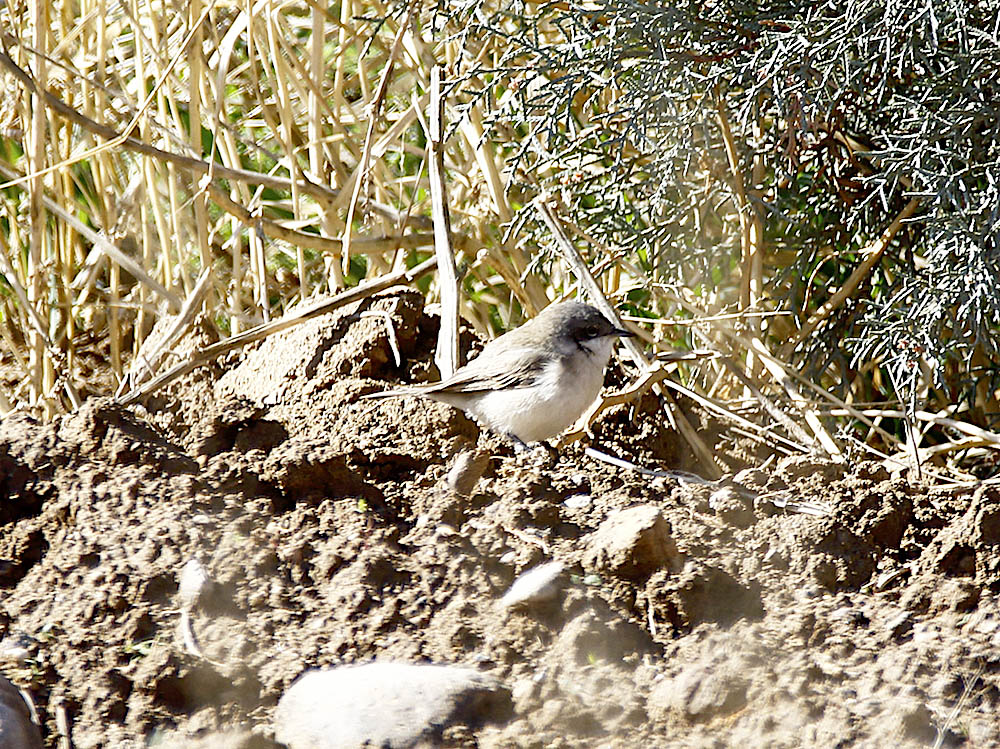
[0,0,996,483]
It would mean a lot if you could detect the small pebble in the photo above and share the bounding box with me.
[501,562,565,608]
[0,633,34,665]
[178,558,210,610]
[445,448,490,497]
[274,662,509,748]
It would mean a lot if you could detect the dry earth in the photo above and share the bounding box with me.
[1,289,999,747]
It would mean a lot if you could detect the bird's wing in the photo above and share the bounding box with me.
[419,345,549,394]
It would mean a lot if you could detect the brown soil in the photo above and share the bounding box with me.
[1,289,998,747]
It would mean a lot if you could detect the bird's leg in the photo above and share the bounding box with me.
[506,438,559,472]
[491,432,554,467]
[508,433,530,453]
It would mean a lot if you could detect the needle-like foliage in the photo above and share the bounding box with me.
[440,0,1000,427]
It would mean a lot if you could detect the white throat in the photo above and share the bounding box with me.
[577,335,616,364]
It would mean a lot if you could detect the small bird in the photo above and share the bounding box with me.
[363,300,634,445]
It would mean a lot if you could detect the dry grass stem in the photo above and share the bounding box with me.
[341,0,419,276]
[116,268,214,396]
[428,65,460,378]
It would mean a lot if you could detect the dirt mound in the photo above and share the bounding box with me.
[1,289,998,747]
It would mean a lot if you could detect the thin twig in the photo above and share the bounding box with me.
[827,408,1000,447]
[789,196,922,348]
[841,433,971,484]
[662,378,813,455]
[341,0,419,273]
[660,283,843,458]
[504,526,550,556]
[933,664,982,749]
[715,89,765,383]
[54,697,71,749]
[717,354,816,448]
[584,446,716,484]
[205,182,442,256]
[747,335,843,458]
[115,268,214,397]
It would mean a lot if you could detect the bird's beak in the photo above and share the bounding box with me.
[611,326,635,338]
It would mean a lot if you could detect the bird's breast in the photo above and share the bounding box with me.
[464,350,607,442]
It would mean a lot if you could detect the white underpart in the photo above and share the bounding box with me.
[438,335,615,443]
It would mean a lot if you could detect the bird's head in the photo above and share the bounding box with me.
[539,300,634,360]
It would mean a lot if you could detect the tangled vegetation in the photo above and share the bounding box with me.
[1,0,998,479]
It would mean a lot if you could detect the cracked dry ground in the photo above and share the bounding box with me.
[1,289,999,748]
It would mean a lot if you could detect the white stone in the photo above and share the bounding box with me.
[500,562,565,608]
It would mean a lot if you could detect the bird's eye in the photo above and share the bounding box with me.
[584,325,600,338]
